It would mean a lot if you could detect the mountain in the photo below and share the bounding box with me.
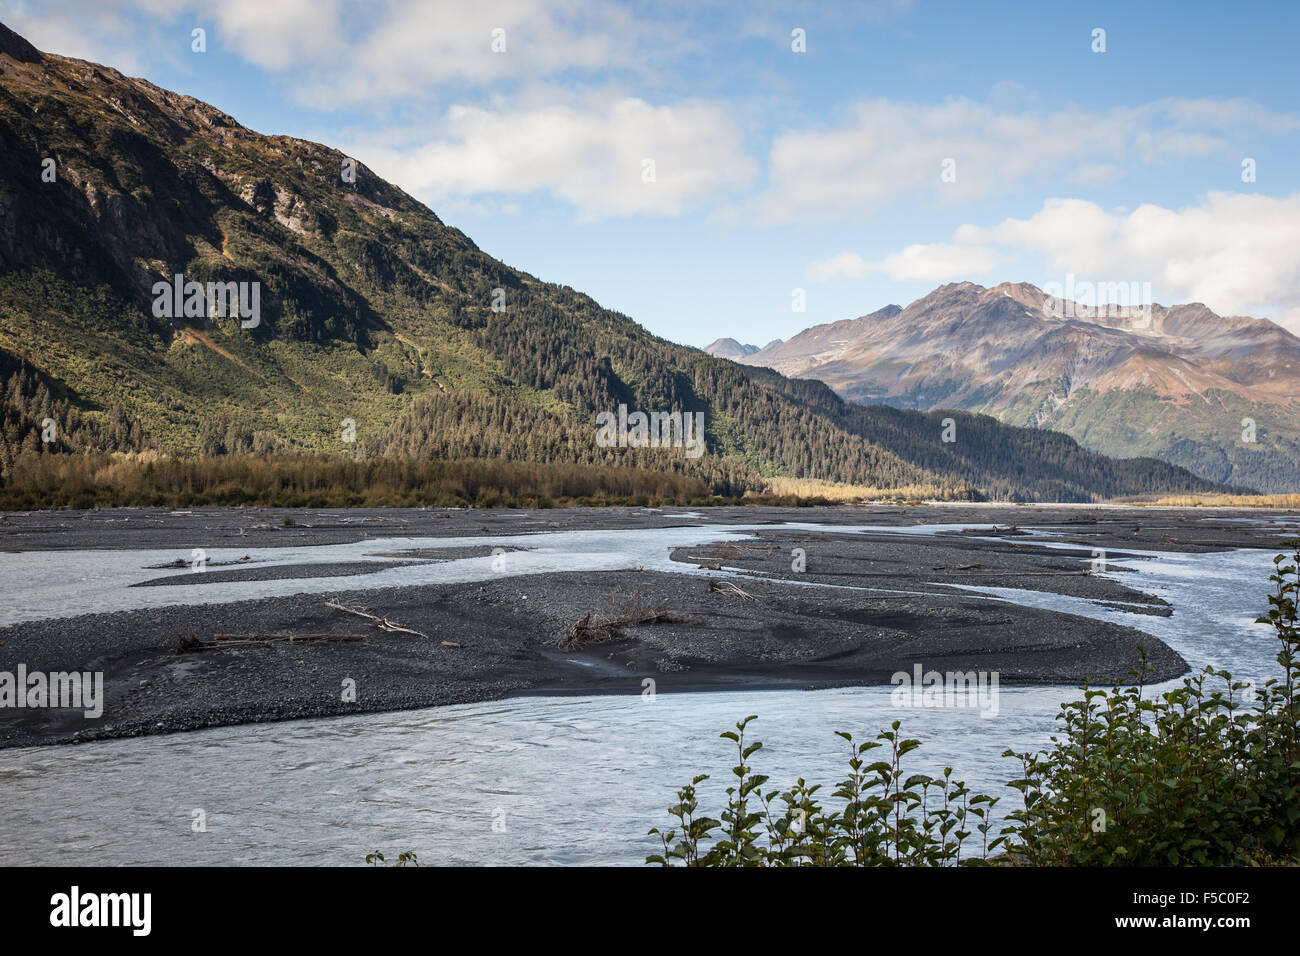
[704,338,784,360]
[0,24,1227,502]
[703,338,762,359]
[742,282,1300,492]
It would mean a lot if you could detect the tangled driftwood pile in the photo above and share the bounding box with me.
[560,606,684,652]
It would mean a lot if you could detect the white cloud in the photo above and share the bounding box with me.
[1,0,670,98]
[350,98,756,220]
[207,0,345,71]
[297,0,663,106]
[1161,97,1300,131]
[810,244,999,282]
[738,0,914,42]
[860,193,1300,332]
[808,252,873,281]
[746,97,1298,223]
[0,0,165,72]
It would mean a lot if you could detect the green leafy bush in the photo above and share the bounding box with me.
[1005,541,1300,865]
[649,542,1300,866]
[648,716,1005,866]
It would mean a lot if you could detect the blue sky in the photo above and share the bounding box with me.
[7,0,1300,342]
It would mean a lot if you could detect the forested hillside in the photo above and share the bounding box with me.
[0,23,1228,503]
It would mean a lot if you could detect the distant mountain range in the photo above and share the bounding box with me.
[734,282,1300,492]
[0,23,1230,501]
[703,337,782,360]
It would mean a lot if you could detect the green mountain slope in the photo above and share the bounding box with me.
[0,23,1227,502]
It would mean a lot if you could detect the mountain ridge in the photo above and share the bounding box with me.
[0,24,1230,502]
[741,281,1299,491]
[703,338,762,360]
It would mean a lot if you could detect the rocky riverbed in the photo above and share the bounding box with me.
[0,503,1294,748]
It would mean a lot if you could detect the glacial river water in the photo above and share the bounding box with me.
[0,520,1290,865]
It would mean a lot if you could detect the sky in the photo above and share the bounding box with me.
[5,0,1300,343]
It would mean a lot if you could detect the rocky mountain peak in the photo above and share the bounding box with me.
[0,22,41,64]
[731,279,1300,492]
[703,337,762,359]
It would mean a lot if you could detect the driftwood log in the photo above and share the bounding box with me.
[323,598,429,637]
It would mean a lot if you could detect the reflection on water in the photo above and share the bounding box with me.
[0,526,1287,865]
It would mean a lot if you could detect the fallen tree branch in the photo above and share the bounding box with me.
[324,598,429,637]
[708,579,757,600]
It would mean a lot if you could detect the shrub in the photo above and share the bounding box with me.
[1004,540,1300,865]
[648,716,1005,866]
[648,541,1300,866]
